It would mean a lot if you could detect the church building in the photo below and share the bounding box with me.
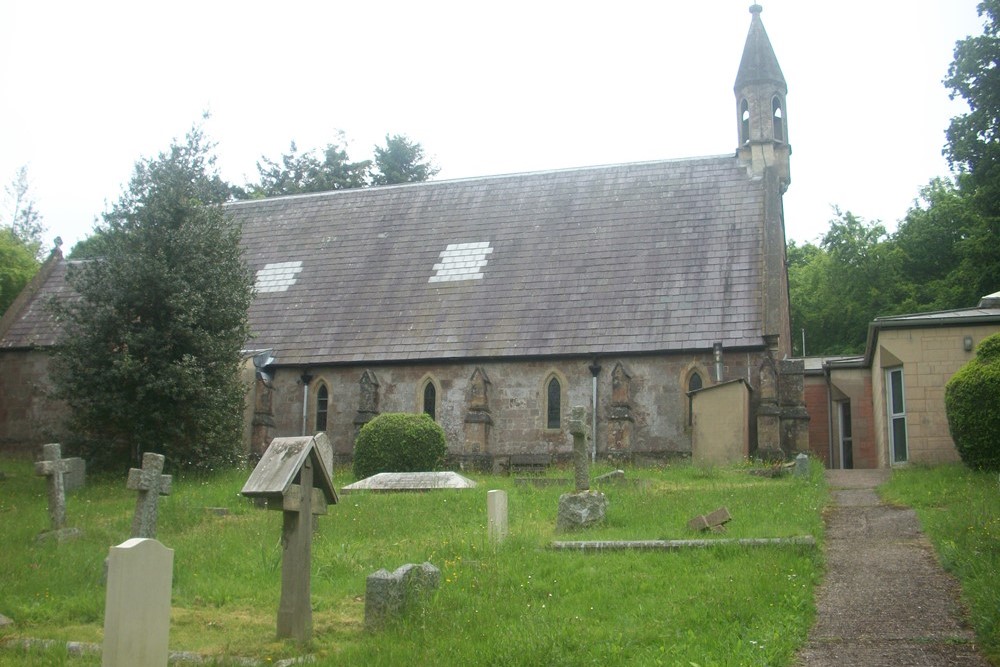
[0,6,808,468]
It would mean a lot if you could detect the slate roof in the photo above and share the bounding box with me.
[0,259,80,350]
[231,156,769,366]
[0,156,772,363]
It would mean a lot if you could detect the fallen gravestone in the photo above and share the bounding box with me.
[556,407,607,532]
[34,443,82,542]
[103,538,173,667]
[242,433,338,642]
[687,507,732,533]
[342,471,477,493]
[365,562,440,629]
[127,453,172,539]
[0,613,12,628]
[594,469,626,484]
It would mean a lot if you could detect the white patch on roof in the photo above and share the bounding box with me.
[255,261,303,293]
[429,242,493,283]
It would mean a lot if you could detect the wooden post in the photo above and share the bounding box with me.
[277,457,313,640]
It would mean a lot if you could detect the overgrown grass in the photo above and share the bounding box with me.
[0,457,826,666]
[881,464,1000,663]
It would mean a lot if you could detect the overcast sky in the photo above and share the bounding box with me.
[0,1,985,252]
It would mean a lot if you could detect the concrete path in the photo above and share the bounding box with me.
[796,469,991,666]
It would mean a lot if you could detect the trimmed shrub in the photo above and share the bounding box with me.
[353,413,448,480]
[945,333,1000,471]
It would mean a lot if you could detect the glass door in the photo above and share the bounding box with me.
[886,368,908,464]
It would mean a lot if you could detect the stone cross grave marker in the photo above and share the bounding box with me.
[127,453,172,539]
[242,433,338,642]
[556,407,608,532]
[570,405,589,491]
[102,538,173,667]
[33,443,81,540]
[34,443,69,531]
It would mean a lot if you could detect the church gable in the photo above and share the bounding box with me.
[230,156,769,366]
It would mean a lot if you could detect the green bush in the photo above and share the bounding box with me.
[945,333,1000,471]
[353,412,448,480]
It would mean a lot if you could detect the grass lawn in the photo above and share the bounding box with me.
[0,456,826,666]
[881,464,1000,664]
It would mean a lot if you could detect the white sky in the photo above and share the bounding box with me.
[0,1,985,252]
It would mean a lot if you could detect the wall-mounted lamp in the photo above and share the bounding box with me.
[963,336,974,352]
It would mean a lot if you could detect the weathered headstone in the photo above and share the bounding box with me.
[487,489,508,544]
[64,457,86,494]
[102,538,173,667]
[34,443,81,541]
[126,453,172,539]
[0,613,12,628]
[364,562,440,630]
[794,452,809,477]
[556,406,608,532]
[242,433,338,642]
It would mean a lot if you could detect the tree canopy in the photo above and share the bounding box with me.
[241,132,437,198]
[50,127,254,472]
[371,134,440,186]
[789,3,1000,355]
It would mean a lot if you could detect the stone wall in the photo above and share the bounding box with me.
[872,324,999,466]
[0,350,68,453]
[256,349,773,467]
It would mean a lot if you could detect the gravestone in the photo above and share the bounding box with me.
[364,562,440,630]
[64,457,86,494]
[487,490,508,544]
[127,453,172,538]
[794,452,809,477]
[687,507,732,533]
[556,407,607,532]
[342,471,477,493]
[33,443,81,541]
[102,538,173,667]
[242,433,338,642]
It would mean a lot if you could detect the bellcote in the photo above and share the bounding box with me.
[735,4,790,189]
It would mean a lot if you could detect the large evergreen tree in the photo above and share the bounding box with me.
[50,127,254,472]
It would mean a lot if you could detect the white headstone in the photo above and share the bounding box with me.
[102,538,173,667]
[487,490,508,544]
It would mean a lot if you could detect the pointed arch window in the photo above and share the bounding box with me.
[772,96,784,142]
[315,384,329,432]
[546,376,562,429]
[687,372,703,427]
[740,99,750,144]
[423,381,437,421]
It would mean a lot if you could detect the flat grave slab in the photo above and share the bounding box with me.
[342,471,477,493]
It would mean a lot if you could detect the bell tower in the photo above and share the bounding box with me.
[735,4,790,191]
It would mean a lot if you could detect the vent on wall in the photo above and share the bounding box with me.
[429,242,493,283]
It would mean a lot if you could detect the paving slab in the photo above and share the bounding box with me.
[796,469,990,667]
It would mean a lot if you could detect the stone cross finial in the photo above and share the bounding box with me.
[126,453,172,538]
[34,443,70,531]
[570,406,589,492]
